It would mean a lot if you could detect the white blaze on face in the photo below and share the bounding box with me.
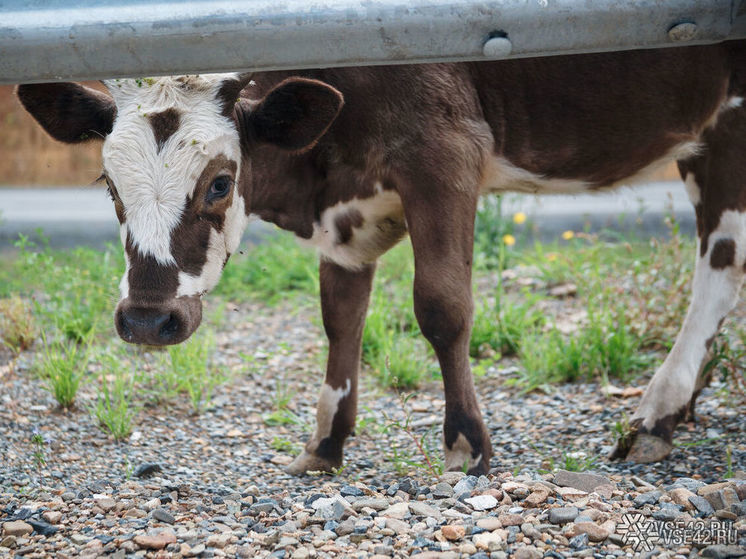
[102,75,248,299]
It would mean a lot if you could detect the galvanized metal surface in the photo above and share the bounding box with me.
[1,0,744,84]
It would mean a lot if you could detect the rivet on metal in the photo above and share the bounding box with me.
[668,22,697,42]
[483,36,512,58]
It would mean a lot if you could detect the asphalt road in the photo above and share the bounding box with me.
[0,181,695,250]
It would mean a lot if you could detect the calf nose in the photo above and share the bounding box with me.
[116,306,183,345]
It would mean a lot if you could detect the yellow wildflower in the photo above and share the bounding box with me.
[513,212,527,225]
[561,230,575,240]
[503,234,516,246]
[546,252,558,261]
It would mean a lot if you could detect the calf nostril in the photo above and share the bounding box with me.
[159,313,181,341]
[117,310,133,341]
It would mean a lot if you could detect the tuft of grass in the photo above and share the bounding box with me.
[215,233,318,303]
[165,332,226,413]
[35,334,90,408]
[91,353,139,440]
[263,382,305,427]
[470,291,544,358]
[0,295,37,353]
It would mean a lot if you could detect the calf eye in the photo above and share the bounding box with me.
[207,176,233,202]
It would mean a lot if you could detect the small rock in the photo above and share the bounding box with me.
[569,533,589,549]
[352,498,388,512]
[27,520,58,536]
[473,531,502,551]
[689,495,715,516]
[185,543,206,557]
[384,517,409,535]
[549,506,578,524]
[42,511,62,524]
[700,544,746,559]
[439,471,466,486]
[498,513,523,527]
[339,485,364,498]
[94,496,116,512]
[669,487,696,510]
[513,546,543,559]
[554,470,612,494]
[142,497,161,512]
[453,476,477,496]
[381,502,409,519]
[634,490,661,507]
[409,502,441,518]
[476,516,501,531]
[152,508,176,524]
[441,524,465,541]
[2,521,33,537]
[433,482,454,499]
[524,489,549,507]
[571,521,609,542]
[133,532,177,550]
[206,533,232,549]
[465,495,498,511]
[134,463,163,478]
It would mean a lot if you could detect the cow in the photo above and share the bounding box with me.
[17,40,746,476]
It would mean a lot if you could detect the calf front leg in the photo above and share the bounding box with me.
[287,260,375,474]
[399,176,492,475]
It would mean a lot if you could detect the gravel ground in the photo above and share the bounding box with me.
[1,294,745,558]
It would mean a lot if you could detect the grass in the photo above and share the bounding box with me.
[0,295,37,353]
[165,331,227,413]
[35,334,90,408]
[90,353,140,439]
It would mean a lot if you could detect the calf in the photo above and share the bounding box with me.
[18,40,746,475]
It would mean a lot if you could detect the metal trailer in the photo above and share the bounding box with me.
[1,0,745,84]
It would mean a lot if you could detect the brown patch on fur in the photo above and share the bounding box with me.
[169,154,238,277]
[710,238,736,268]
[334,209,364,244]
[148,108,181,152]
[216,73,253,117]
[125,234,178,302]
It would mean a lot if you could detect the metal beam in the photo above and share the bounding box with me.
[1,0,744,84]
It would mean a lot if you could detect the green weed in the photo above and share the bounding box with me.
[165,332,226,413]
[91,353,139,440]
[263,382,304,426]
[35,334,90,408]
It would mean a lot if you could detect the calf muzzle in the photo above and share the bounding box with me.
[115,296,202,346]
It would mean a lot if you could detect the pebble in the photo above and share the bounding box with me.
[133,531,177,550]
[152,508,176,524]
[2,521,32,537]
[549,506,579,524]
[441,524,466,541]
[553,470,612,493]
[465,494,498,511]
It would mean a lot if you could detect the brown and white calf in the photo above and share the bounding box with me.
[18,40,746,475]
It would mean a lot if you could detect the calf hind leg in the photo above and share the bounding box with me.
[612,104,746,462]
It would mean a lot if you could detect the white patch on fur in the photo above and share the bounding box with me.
[683,173,701,206]
[118,224,131,298]
[444,433,482,472]
[725,96,744,110]
[300,186,406,269]
[635,209,746,427]
[102,74,242,267]
[704,96,745,130]
[313,379,352,441]
[480,142,700,194]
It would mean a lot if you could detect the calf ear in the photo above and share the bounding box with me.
[16,82,116,143]
[243,78,343,151]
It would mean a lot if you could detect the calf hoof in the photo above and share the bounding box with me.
[286,450,341,475]
[609,432,673,463]
[444,432,491,476]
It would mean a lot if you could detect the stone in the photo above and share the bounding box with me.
[42,511,62,524]
[351,498,388,512]
[439,472,466,486]
[185,543,206,557]
[291,547,311,559]
[133,462,162,478]
[669,488,696,510]
[441,524,465,541]
[206,533,232,549]
[2,521,33,537]
[152,508,176,524]
[382,502,409,519]
[524,489,549,507]
[497,513,523,527]
[570,521,609,542]
[689,495,715,516]
[143,498,161,512]
[700,545,746,559]
[433,482,454,498]
[549,507,579,524]
[473,531,503,551]
[634,491,661,507]
[27,520,58,536]
[133,532,177,550]
[94,496,116,512]
[553,470,612,494]
[453,476,478,496]
[250,501,277,514]
[384,517,409,535]
[409,502,441,518]
[0,536,16,548]
[465,495,498,511]
[513,546,543,559]
[476,516,501,531]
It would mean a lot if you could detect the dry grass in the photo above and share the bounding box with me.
[0,82,682,187]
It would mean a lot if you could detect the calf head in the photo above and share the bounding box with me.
[18,74,343,345]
